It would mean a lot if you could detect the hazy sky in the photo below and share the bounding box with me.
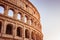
[30,0,60,40]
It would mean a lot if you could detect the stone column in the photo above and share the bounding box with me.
[1,21,4,36]
[13,24,16,39]
[4,6,9,16]
[2,20,7,36]
[13,10,17,19]
[29,30,32,40]
[35,34,36,40]
[22,27,25,40]
[27,17,30,25]
[21,14,25,22]
[33,21,35,27]
[34,32,36,40]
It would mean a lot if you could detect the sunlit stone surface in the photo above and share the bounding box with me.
[0,0,43,40]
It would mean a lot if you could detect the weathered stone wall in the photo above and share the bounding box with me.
[0,0,43,40]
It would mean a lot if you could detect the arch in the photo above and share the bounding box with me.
[24,16,28,23]
[6,24,13,35]
[0,21,2,33]
[17,27,22,37]
[17,13,21,20]
[8,9,14,17]
[0,5,4,14]
[25,29,29,38]
[29,19,32,25]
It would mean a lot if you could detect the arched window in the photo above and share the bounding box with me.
[17,13,21,20]
[25,29,29,38]
[17,27,22,37]
[24,16,27,23]
[0,6,4,14]
[6,24,13,35]
[0,21,2,33]
[8,9,14,17]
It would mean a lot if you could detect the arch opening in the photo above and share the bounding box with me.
[8,9,14,17]
[0,21,2,33]
[17,13,21,20]
[17,27,22,37]
[0,6,4,14]
[25,29,29,38]
[6,24,13,35]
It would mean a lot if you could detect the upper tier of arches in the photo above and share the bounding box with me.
[0,0,42,34]
[0,4,41,31]
[2,0,40,21]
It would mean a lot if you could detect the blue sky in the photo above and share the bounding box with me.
[29,0,60,40]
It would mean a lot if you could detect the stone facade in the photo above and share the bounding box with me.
[0,0,43,40]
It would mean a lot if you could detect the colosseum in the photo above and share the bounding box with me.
[0,0,43,40]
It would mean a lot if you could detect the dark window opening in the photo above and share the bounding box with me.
[31,32,35,40]
[6,24,13,35]
[26,5,28,7]
[25,29,29,38]
[17,27,22,37]
[0,21,2,33]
